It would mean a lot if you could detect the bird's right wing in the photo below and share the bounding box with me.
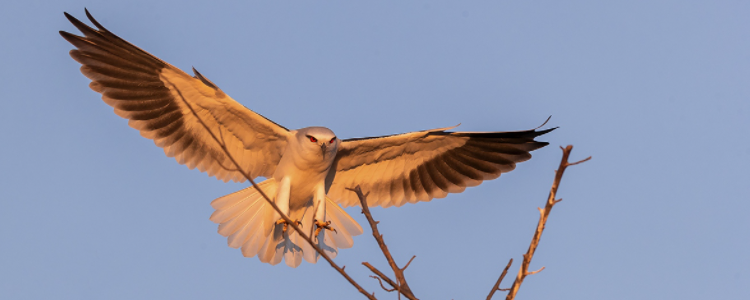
[326,125,554,207]
[60,10,291,182]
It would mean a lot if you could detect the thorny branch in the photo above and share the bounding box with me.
[500,145,591,300]
[350,186,419,300]
[182,100,375,299]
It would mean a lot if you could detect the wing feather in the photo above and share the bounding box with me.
[61,10,291,181]
[388,160,404,205]
[327,126,554,207]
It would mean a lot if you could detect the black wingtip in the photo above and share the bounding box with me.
[62,10,98,37]
[530,115,557,137]
[58,30,72,39]
[535,126,557,136]
[84,8,107,31]
[534,115,552,130]
[63,11,79,24]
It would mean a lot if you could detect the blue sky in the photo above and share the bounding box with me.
[1,1,748,299]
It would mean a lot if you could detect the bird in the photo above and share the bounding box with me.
[60,9,555,268]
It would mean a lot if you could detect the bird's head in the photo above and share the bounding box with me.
[296,127,339,160]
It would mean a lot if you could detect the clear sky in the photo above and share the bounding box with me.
[1,1,748,299]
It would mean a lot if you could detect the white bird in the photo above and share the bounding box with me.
[61,10,555,268]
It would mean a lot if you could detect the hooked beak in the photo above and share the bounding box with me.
[320,143,327,158]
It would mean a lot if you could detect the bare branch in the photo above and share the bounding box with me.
[370,275,397,292]
[363,262,400,293]
[505,145,590,300]
[486,258,513,300]
[174,97,375,299]
[352,186,419,300]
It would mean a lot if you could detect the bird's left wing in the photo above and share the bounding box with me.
[326,125,554,207]
[60,10,292,182]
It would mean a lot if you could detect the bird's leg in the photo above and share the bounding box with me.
[312,184,335,238]
[273,176,298,233]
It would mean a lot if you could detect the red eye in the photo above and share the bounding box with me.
[309,136,317,143]
[329,137,336,144]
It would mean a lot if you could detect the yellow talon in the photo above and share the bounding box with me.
[314,220,337,238]
[276,218,302,233]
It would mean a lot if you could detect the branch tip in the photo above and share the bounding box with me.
[503,144,587,300]
[402,256,417,271]
[527,266,545,275]
[355,187,418,300]
[567,156,592,166]
[486,258,513,300]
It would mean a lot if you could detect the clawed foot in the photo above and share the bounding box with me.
[314,220,337,238]
[276,218,302,233]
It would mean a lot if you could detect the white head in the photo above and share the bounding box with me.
[296,127,339,160]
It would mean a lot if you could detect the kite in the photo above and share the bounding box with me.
[60,10,554,267]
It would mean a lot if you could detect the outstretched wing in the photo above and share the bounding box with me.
[326,124,554,207]
[60,10,291,182]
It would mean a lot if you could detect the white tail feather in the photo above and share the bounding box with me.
[210,180,363,267]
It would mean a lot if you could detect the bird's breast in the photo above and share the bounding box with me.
[273,147,334,211]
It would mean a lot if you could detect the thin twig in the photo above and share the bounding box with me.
[169,89,375,300]
[350,186,419,300]
[527,266,545,275]
[402,256,416,271]
[505,145,590,300]
[486,258,513,300]
[363,262,400,293]
[370,275,397,292]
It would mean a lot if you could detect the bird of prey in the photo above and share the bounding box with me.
[60,10,555,268]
